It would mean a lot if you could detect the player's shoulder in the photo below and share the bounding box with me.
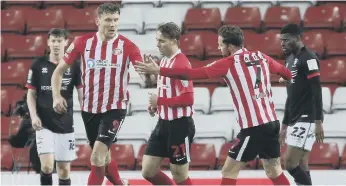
[174,52,192,67]
[32,56,48,67]
[299,47,319,62]
[118,34,138,47]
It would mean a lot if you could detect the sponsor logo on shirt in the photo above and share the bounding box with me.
[62,78,72,86]
[87,58,119,69]
[42,67,48,74]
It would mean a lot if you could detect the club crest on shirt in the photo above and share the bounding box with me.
[113,48,122,55]
[181,80,189,87]
[66,43,74,53]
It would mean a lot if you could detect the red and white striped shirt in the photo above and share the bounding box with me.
[157,50,194,120]
[205,48,278,129]
[63,32,142,113]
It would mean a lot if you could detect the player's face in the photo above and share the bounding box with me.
[47,35,68,55]
[97,12,120,39]
[280,34,299,55]
[218,36,231,57]
[156,31,177,57]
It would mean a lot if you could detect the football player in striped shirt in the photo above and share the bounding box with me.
[135,25,292,185]
[141,22,195,185]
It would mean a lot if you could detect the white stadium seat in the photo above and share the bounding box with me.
[193,113,234,141]
[129,88,156,114]
[160,0,198,13]
[277,0,317,19]
[239,1,277,19]
[210,87,234,113]
[271,86,287,111]
[200,1,236,20]
[193,87,210,114]
[121,0,159,13]
[323,111,346,138]
[118,115,157,141]
[128,64,146,87]
[118,7,144,34]
[322,87,332,113]
[332,87,346,111]
[125,34,160,58]
[144,7,185,33]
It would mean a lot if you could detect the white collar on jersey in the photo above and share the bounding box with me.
[167,49,182,61]
[96,32,119,43]
[233,48,248,55]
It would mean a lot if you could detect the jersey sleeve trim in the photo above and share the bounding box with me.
[307,72,320,79]
[25,84,36,90]
[76,85,83,89]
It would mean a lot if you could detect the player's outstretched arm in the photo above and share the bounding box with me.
[266,55,292,80]
[135,57,228,80]
[51,60,70,113]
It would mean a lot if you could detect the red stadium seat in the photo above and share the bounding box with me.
[3,1,41,8]
[26,8,65,34]
[302,31,326,58]
[1,142,13,171]
[1,8,25,34]
[12,146,31,171]
[83,1,121,7]
[262,30,283,59]
[1,60,32,85]
[110,144,135,170]
[190,143,216,170]
[320,57,346,84]
[199,31,222,58]
[1,87,12,115]
[4,34,47,59]
[224,7,261,30]
[0,116,21,139]
[1,34,6,61]
[303,5,342,30]
[325,32,346,57]
[243,31,264,53]
[65,7,98,32]
[183,8,222,32]
[67,32,90,45]
[180,33,204,59]
[264,6,301,29]
[341,144,346,169]
[71,144,92,170]
[309,143,339,169]
[217,142,257,169]
[42,1,82,7]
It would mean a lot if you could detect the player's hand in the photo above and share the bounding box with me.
[135,55,160,75]
[315,120,324,143]
[279,77,288,83]
[147,105,157,117]
[279,129,287,148]
[53,95,67,114]
[148,93,158,108]
[31,115,43,131]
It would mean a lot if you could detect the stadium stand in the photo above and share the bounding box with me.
[1,0,346,172]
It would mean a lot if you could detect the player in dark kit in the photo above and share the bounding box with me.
[136,25,291,185]
[26,28,83,185]
[279,24,324,185]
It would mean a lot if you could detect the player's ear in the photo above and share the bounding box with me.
[95,17,100,26]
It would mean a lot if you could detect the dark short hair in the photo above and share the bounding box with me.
[218,25,244,47]
[157,22,181,41]
[280,23,302,36]
[97,3,121,17]
[48,28,68,39]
